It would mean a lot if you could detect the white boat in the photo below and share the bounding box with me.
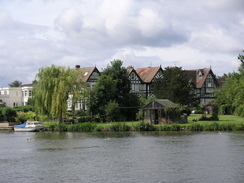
[14,121,44,132]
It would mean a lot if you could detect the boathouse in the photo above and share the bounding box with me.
[142,99,187,124]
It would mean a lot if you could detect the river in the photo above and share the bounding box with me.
[0,131,243,183]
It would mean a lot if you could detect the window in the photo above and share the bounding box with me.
[29,90,32,97]
[24,91,28,97]
[131,72,135,80]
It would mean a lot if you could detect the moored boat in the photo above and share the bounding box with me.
[14,121,44,132]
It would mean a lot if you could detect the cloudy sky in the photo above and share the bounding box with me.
[0,0,244,86]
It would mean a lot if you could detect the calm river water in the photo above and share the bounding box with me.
[0,131,243,183]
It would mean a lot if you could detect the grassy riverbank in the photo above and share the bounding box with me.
[43,115,244,132]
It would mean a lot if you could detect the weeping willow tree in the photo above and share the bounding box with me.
[33,65,86,123]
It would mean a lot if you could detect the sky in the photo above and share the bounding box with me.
[0,0,244,86]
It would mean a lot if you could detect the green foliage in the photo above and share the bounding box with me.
[90,60,140,121]
[219,104,235,115]
[0,99,6,107]
[2,107,17,121]
[67,122,97,132]
[105,101,120,121]
[234,104,244,117]
[152,66,198,106]
[110,123,130,131]
[14,105,33,112]
[193,109,204,114]
[49,122,96,132]
[8,80,22,87]
[24,111,37,120]
[16,111,25,123]
[49,123,68,132]
[216,51,244,117]
[134,122,155,131]
[33,65,86,122]
[165,104,181,122]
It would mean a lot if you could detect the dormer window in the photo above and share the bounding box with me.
[198,70,202,77]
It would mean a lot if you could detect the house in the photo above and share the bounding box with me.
[186,68,219,104]
[0,87,23,107]
[67,65,101,111]
[142,99,186,124]
[127,66,144,96]
[21,84,34,106]
[135,66,163,98]
[76,65,100,89]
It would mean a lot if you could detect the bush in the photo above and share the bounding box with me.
[16,111,26,123]
[134,122,155,131]
[194,109,204,114]
[67,122,97,132]
[2,107,17,122]
[24,111,37,120]
[110,123,130,131]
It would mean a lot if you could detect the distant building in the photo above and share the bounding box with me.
[67,65,101,111]
[21,84,33,106]
[126,66,163,98]
[0,65,222,108]
[186,68,219,104]
[0,84,34,107]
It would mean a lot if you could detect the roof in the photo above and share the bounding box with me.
[78,66,100,82]
[136,66,162,83]
[216,78,226,87]
[143,99,175,109]
[154,99,175,107]
[186,68,212,88]
[126,66,134,75]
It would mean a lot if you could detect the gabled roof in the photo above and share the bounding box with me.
[136,66,162,83]
[126,66,143,82]
[78,66,100,82]
[186,68,213,88]
[143,99,175,109]
[126,66,134,75]
[155,99,175,107]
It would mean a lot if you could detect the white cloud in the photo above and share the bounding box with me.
[0,0,243,86]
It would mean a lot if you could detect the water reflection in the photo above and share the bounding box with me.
[0,131,243,183]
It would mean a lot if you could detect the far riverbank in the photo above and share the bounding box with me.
[43,115,244,132]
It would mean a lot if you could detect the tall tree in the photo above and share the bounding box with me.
[90,60,140,121]
[216,50,244,116]
[33,65,85,123]
[8,80,22,87]
[152,66,197,106]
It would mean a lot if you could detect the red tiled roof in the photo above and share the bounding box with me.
[78,66,99,82]
[186,68,211,88]
[136,66,162,83]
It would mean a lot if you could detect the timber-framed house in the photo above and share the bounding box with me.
[135,66,163,98]
[126,66,144,96]
[186,68,219,104]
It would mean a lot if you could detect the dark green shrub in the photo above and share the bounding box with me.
[189,123,204,131]
[2,107,17,122]
[110,123,130,131]
[194,109,203,114]
[134,122,155,131]
[67,122,97,132]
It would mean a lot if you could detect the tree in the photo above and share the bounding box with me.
[215,50,244,116]
[33,65,86,123]
[90,60,140,121]
[8,80,22,87]
[152,66,197,106]
[2,107,17,121]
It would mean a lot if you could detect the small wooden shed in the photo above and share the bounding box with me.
[142,99,176,124]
